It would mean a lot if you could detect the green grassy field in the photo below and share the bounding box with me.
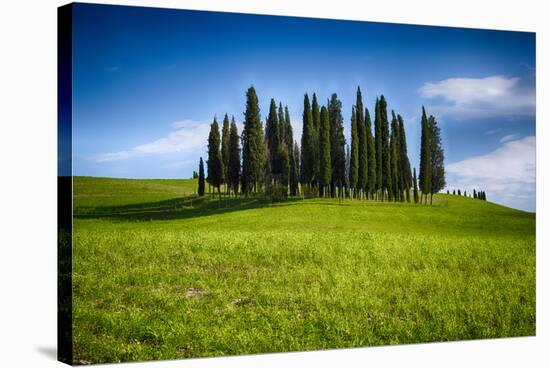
[72,176,536,364]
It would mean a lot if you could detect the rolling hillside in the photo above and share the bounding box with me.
[71,176,536,364]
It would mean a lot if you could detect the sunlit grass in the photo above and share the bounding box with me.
[72,177,536,364]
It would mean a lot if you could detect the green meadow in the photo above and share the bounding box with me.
[72,176,536,364]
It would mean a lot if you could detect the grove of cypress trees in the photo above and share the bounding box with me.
[349,107,359,197]
[301,94,315,191]
[419,106,432,204]
[198,157,205,197]
[428,115,445,205]
[207,117,223,199]
[228,116,241,195]
[365,108,376,199]
[328,93,346,199]
[241,86,265,195]
[221,114,231,193]
[319,105,331,197]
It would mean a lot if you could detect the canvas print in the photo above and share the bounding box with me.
[58,3,536,365]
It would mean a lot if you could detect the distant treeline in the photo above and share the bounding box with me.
[197,86,449,204]
[447,189,488,201]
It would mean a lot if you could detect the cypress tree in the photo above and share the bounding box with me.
[241,86,265,195]
[349,107,359,197]
[453,189,456,195]
[365,108,376,199]
[356,87,367,199]
[284,106,293,151]
[266,98,280,178]
[277,103,290,192]
[374,98,383,199]
[380,96,392,201]
[419,106,432,204]
[413,167,419,204]
[473,189,477,199]
[458,189,461,196]
[198,157,205,196]
[300,94,315,191]
[284,107,298,196]
[390,111,400,201]
[428,115,445,205]
[319,106,332,197]
[221,114,231,193]
[328,93,346,198]
[278,102,286,149]
[228,116,241,195]
[312,93,321,187]
[207,117,223,199]
[398,115,412,202]
[279,145,290,196]
[293,141,301,196]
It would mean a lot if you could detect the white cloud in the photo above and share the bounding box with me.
[419,75,535,119]
[446,136,535,211]
[93,115,304,164]
[94,119,211,162]
[500,134,517,143]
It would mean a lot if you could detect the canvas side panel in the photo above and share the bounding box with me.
[58,3,73,365]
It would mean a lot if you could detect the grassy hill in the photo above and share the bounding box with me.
[71,176,536,364]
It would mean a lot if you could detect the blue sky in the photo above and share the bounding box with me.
[71,3,536,211]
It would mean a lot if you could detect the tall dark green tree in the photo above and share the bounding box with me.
[284,107,298,196]
[413,167,419,204]
[328,93,346,198]
[418,106,432,204]
[221,114,231,193]
[266,98,280,178]
[207,117,223,199]
[374,98,383,199]
[428,115,445,205]
[356,87,367,199]
[379,96,392,201]
[241,86,265,195]
[293,141,301,196]
[312,93,321,187]
[278,103,286,149]
[349,107,359,197]
[389,111,400,202]
[300,94,315,191]
[365,108,376,199]
[198,157,205,197]
[228,117,241,195]
[319,106,331,197]
[398,114,412,202]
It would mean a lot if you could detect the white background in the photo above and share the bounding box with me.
[0,0,547,366]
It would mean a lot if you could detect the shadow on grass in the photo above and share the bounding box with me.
[74,195,304,222]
